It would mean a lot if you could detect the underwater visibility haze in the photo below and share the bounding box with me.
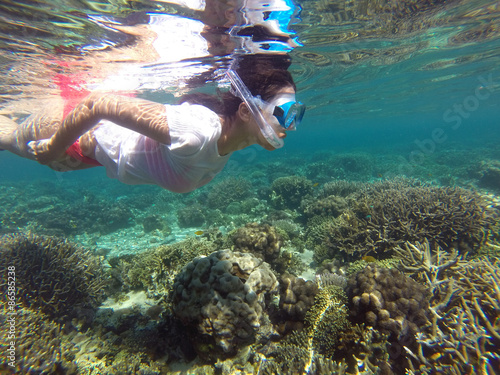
[0,0,499,374]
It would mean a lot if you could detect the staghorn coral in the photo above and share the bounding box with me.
[0,307,78,374]
[0,233,106,321]
[315,178,491,262]
[270,175,314,210]
[172,250,278,358]
[395,240,500,374]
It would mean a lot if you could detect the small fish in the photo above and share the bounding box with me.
[194,230,204,235]
[362,255,377,263]
[377,173,383,178]
[313,182,320,187]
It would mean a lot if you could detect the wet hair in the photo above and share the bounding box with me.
[179,54,296,118]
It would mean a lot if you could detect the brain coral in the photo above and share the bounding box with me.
[0,233,106,321]
[172,250,278,356]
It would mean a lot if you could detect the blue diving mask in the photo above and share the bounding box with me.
[267,93,305,130]
[226,69,305,149]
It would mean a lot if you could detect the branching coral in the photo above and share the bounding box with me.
[0,307,78,373]
[109,236,218,298]
[0,233,106,321]
[394,240,500,373]
[316,178,492,262]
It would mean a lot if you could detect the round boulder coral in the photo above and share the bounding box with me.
[347,265,429,339]
[274,274,319,335]
[172,250,278,356]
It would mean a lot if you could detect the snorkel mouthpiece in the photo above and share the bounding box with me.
[226,69,285,149]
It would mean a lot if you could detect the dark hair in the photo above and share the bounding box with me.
[179,54,296,118]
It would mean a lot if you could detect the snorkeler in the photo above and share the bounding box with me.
[0,55,305,193]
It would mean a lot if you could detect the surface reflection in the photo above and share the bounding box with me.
[0,0,302,115]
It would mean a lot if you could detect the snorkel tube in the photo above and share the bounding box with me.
[226,69,285,149]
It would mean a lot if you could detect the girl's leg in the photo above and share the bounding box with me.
[0,115,19,152]
[0,111,62,159]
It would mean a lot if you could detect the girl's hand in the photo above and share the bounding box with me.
[27,139,60,164]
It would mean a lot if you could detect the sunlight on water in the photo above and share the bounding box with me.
[0,0,498,120]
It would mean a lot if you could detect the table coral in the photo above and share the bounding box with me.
[172,250,278,357]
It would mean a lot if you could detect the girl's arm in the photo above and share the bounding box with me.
[28,93,171,163]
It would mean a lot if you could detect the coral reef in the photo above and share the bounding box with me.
[273,274,319,335]
[227,222,282,262]
[172,250,278,358]
[176,202,206,228]
[395,240,500,373]
[315,178,491,262]
[0,233,106,321]
[206,177,253,211]
[0,307,78,374]
[270,176,314,210]
[257,284,391,375]
[330,153,374,180]
[319,180,364,198]
[477,159,500,191]
[40,198,134,236]
[142,214,170,234]
[301,195,348,219]
[108,236,218,298]
[347,265,429,337]
[347,264,430,372]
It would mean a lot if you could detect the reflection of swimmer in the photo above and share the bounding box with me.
[0,55,305,193]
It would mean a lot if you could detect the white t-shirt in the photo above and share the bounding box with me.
[94,103,231,193]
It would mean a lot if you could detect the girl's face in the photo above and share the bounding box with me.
[256,85,296,150]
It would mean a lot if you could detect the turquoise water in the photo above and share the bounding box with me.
[0,0,499,374]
